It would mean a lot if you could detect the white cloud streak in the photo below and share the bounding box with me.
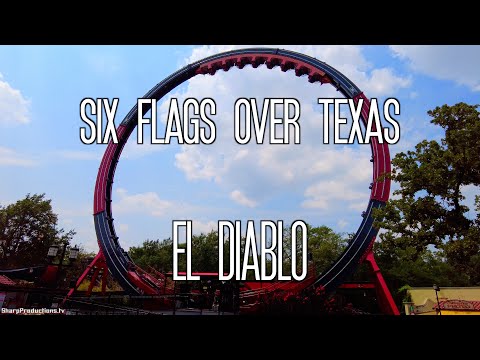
[230,190,258,208]
[390,45,480,91]
[0,146,35,167]
[0,73,30,125]
[113,188,173,217]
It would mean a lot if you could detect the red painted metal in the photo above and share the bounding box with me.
[84,49,395,314]
[39,265,58,285]
[93,125,128,215]
[62,251,109,306]
[364,251,399,315]
[339,283,376,289]
[126,271,156,294]
[0,275,16,286]
[196,54,332,85]
[87,266,101,294]
[124,264,168,295]
[353,93,391,203]
[65,250,398,314]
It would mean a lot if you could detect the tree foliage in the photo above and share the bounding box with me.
[279,224,347,274]
[0,194,76,269]
[129,224,346,277]
[374,103,480,286]
[129,232,221,274]
[129,239,175,273]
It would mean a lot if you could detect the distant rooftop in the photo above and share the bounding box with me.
[0,275,16,286]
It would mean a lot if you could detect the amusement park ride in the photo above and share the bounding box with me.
[64,48,399,314]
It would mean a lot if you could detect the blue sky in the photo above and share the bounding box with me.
[0,45,479,252]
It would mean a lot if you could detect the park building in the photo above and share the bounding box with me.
[404,287,480,315]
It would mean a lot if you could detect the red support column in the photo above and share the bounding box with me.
[87,267,101,296]
[364,251,399,315]
[62,251,107,306]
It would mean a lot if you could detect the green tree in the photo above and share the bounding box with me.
[374,102,480,285]
[281,224,347,275]
[191,231,221,272]
[307,225,347,274]
[129,224,347,278]
[0,194,75,269]
[129,238,175,273]
[130,231,224,274]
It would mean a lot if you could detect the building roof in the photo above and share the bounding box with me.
[409,287,480,304]
[0,275,16,286]
[407,287,480,314]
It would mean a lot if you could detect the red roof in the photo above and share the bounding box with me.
[0,275,16,286]
[438,299,480,311]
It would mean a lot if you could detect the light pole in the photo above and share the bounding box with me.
[47,245,59,263]
[69,246,79,262]
[433,284,441,315]
[47,244,80,287]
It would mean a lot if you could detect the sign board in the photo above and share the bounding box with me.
[442,300,475,310]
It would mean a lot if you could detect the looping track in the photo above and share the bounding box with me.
[93,48,391,295]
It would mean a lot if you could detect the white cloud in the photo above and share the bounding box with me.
[118,223,129,232]
[108,188,227,242]
[192,220,217,234]
[187,45,409,97]
[348,202,368,212]
[390,45,480,91]
[302,198,329,210]
[0,146,35,167]
[362,68,411,96]
[167,46,385,214]
[233,149,248,161]
[114,188,173,217]
[337,219,348,229]
[186,45,371,73]
[121,45,400,235]
[59,150,101,161]
[0,73,30,125]
[122,135,169,159]
[302,180,368,210]
[175,146,222,182]
[230,190,258,208]
[56,204,92,218]
[54,204,98,252]
[409,91,419,99]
